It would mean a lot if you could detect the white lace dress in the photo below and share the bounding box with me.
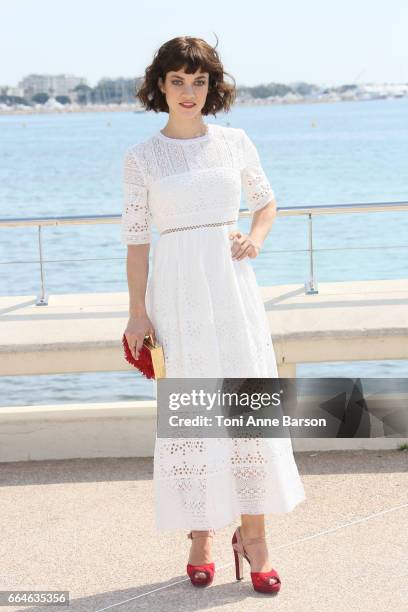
[122,122,306,531]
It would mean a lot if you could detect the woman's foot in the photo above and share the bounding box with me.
[187,530,214,581]
[239,526,279,585]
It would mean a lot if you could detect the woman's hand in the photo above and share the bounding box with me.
[229,230,261,261]
[124,314,156,360]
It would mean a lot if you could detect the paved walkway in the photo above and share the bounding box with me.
[1,450,407,611]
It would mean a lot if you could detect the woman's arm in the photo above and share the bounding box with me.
[121,146,156,357]
[125,244,156,359]
[230,200,277,261]
[248,200,277,249]
[127,244,150,316]
[231,129,278,260]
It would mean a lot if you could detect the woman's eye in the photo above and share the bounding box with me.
[171,81,206,86]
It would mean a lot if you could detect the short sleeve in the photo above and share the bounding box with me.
[121,147,151,245]
[240,129,276,213]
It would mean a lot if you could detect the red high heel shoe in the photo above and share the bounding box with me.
[231,526,281,594]
[186,529,215,587]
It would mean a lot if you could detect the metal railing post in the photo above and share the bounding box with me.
[304,212,319,294]
[36,224,48,306]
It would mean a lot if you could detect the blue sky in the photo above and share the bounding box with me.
[1,0,407,87]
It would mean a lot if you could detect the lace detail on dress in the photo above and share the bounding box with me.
[160,219,236,235]
[121,147,151,245]
[239,128,276,213]
[154,436,303,526]
[121,124,276,244]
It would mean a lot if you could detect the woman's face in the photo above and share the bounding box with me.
[158,68,209,116]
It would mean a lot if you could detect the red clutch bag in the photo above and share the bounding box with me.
[122,333,166,380]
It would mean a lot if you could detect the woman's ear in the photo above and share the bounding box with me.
[158,76,165,94]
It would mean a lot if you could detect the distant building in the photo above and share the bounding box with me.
[18,74,88,99]
[0,85,25,98]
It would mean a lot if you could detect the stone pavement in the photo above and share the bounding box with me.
[1,449,407,611]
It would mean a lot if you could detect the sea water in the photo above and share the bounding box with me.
[0,98,407,406]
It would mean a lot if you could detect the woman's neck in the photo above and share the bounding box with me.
[161,118,207,140]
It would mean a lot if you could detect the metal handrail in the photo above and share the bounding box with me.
[2,201,408,228]
[1,201,407,305]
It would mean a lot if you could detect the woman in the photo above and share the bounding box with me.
[122,35,306,594]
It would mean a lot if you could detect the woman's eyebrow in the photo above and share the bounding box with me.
[169,73,208,78]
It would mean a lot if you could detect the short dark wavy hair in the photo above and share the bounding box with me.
[137,35,236,117]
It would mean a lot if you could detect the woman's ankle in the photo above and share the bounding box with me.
[189,529,214,540]
[240,514,266,540]
[240,525,266,540]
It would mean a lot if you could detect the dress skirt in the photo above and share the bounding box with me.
[146,224,306,531]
